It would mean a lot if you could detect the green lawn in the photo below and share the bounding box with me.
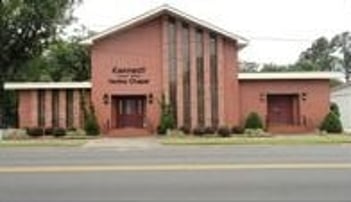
[160,135,351,146]
[0,139,88,147]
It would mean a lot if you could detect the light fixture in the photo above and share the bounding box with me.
[148,93,153,104]
[103,94,109,105]
[259,93,265,102]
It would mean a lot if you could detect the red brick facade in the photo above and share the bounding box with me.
[239,80,330,133]
[17,89,89,129]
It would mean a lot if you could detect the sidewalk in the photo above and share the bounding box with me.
[82,137,161,149]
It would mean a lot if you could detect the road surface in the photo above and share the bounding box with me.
[0,145,350,201]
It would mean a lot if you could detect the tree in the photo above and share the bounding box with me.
[0,0,80,126]
[19,38,90,82]
[239,61,260,72]
[320,111,343,133]
[330,32,351,81]
[298,37,336,71]
[260,63,290,72]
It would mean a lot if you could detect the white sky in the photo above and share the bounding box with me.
[73,0,351,64]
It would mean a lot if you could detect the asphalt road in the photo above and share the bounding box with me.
[0,145,351,201]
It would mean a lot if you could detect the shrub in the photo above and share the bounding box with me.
[244,112,264,129]
[158,113,174,135]
[67,127,77,132]
[44,128,53,135]
[84,115,100,136]
[179,126,191,134]
[157,95,175,135]
[217,126,231,137]
[192,126,205,136]
[204,126,217,134]
[320,111,343,133]
[52,128,66,137]
[81,91,100,136]
[157,125,167,135]
[330,102,340,117]
[82,102,100,136]
[26,127,44,137]
[231,126,244,134]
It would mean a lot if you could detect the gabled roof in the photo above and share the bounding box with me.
[80,4,249,48]
[4,82,92,90]
[238,72,344,80]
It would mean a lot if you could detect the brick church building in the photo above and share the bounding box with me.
[4,5,339,136]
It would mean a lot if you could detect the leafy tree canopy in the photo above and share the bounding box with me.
[0,0,81,127]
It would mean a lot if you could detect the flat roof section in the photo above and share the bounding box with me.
[4,82,92,90]
[238,72,344,81]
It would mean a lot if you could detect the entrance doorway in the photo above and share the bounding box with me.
[267,94,299,125]
[112,95,146,128]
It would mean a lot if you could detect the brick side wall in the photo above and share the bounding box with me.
[17,89,90,129]
[239,79,330,131]
[18,90,34,128]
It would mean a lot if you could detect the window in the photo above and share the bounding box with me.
[196,29,205,127]
[52,90,60,127]
[210,34,219,127]
[37,90,45,127]
[182,24,191,128]
[168,18,177,126]
[66,90,74,128]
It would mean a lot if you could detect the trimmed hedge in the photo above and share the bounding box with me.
[244,112,264,129]
[179,126,191,134]
[26,127,44,137]
[218,126,231,137]
[204,126,217,134]
[231,126,244,134]
[192,126,206,136]
[320,111,343,133]
[52,128,66,137]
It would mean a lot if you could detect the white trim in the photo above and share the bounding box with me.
[4,82,92,90]
[80,4,249,47]
[238,72,344,80]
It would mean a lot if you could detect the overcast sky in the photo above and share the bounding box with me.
[73,0,351,64]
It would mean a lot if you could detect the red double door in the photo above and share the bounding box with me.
[115,96,146,128]
[267,95,297,125]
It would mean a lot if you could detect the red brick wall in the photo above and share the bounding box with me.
[239,79,330,131]
[222,39,240,126]
[59,90,66,128]
[91,18,163,134]
[17,89,89,129]
[18,90,36,128]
